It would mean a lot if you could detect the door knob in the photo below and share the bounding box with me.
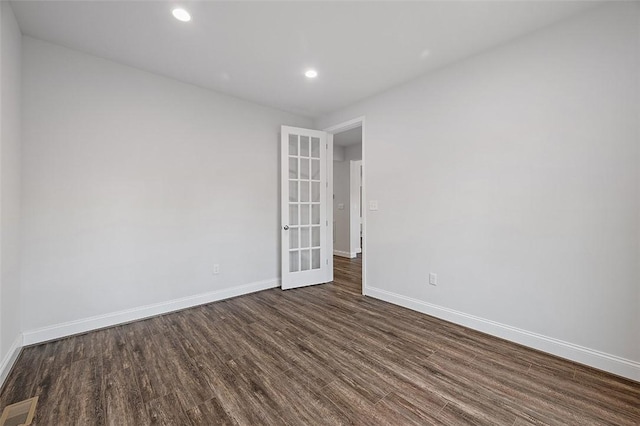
[283,225,289,230]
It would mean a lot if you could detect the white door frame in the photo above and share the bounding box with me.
[323,116,366,295]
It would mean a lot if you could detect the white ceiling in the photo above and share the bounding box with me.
[334,126,362,147]
[10,1,598,118]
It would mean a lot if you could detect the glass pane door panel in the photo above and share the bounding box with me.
[289,204,299,225]
[300,181,310,202]
[300,136,310,157]
[312,249,321,269]
[301,250,310,271]
[311,160,320,180]
[300,204,310,225]
[300,227,310,248]
[289,181,298,202]
[312,182,320,202]
[311,204,320,224]
[289,134,298,155]
[300,158,309,180]
[289,157,298,179]
[289,251,299,272]
[312,226,320,247]
[311,138,320,158]
[289,227,299,249]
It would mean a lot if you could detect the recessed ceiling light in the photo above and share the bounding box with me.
[172,8,191,22]
[305,69,318,79]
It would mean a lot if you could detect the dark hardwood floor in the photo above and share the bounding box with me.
[1,255,639,425]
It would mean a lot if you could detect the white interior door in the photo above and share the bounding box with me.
[281,126,332,289]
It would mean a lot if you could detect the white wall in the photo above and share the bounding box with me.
[333,160,350,254]
[344,144,362,163]
[0,1,23,370]
[317,3,640,380]
[21,37,312,335]
[333,142,362,255]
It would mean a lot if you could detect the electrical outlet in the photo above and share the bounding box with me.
[429,272,437,286]
[369,200,378,211]
[213,264,220,275]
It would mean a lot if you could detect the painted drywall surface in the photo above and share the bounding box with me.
[349,160,362,255]
[344,144,362,162]
[0,1,22,362]
[1,0,3,360]
[21,37,312,330]
[333,142,362,255]
[333,161,351,254]
[317,3,640,365]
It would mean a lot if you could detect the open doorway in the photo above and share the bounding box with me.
[328,122,363,295]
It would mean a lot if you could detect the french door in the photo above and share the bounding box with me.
[281,126,332,289]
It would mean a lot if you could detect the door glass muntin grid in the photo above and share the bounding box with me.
[288,133,322,272]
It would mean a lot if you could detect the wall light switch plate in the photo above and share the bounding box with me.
[429,273,437,286]
[338,203,345,210]
[369,200,378,211]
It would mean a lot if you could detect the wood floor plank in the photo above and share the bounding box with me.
[66,357,105,425]
[0,346,47,408]
[165,310,218,358]
[100,328,132,373]
[31,363,73,425]
[104,367,150,426]
[263,378,346,426]
[185,396,236,426]
[1,254,638,425]
[190,352,253,424]
[320,379,394,426]
[72,331,103,363]
[213,358,288,424]
[126,333,174,404]
[29,338,76,425]
[438,399,517,426]
[149,330,214,411]
[374,391,448,426]
[146,392,191,425]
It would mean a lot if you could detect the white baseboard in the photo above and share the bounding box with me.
[365,286,640,382]
[0,334,23,389]
[334,250,357,258]
[23,279,279,346]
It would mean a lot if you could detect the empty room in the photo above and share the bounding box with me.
[0,0,639,424]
